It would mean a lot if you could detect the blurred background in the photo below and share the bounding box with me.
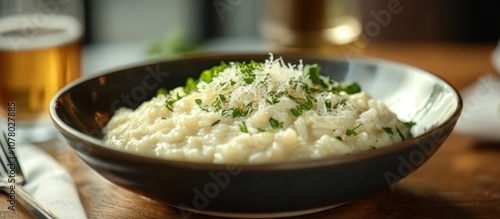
[81,0,500,74]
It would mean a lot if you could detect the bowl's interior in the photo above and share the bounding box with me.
[51,53,461,159]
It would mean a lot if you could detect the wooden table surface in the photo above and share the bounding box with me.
[2,42,500,219]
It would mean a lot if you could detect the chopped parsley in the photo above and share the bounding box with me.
[332,82,362,94]
[212,94,228,108]
[383,124,413,140]
[333,99,348,109]
[346,123,362,136]
[195,98,210,112]
[403,121,416,128]
[266,91,285,105]
[302,95,314,110]
[164,91,184,112]
[324,100,332,109]
[234,61,260,84]
[382,127,394,135]
[343,83,362,94]
[396,127,406,140]
[231,102,253,118]
[304,64,328,88]
[200,62,228,83]
[156,88,168,96]
[269,117,284,130]
[290,105,304,117]
[232,107,247,118]
[289,95,314,117]
[239,122,249,133]
[184,77,198,93]
[165,99,175,111]
[211,120,221,126]
[181,62,229,95]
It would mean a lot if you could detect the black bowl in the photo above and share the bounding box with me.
[50,53,462,218]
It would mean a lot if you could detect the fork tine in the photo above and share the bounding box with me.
[0,132,26,185]
[0,132,58,219]
[0,132,10,177]
[0,132,25,184]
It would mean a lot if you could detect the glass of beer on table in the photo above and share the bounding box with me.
[0,0,84,142]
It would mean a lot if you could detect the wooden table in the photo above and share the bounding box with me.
[2,42,500,219]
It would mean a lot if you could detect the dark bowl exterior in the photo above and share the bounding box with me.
[50,53,462,215]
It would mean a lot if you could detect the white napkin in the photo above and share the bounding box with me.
[455,74,500,141]
[17,144,87,219]
[455,41,500,141]
[493,41,500,73]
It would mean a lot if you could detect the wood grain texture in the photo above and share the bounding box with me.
[1,42,499,219]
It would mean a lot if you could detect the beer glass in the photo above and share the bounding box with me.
[0,0,84,142]
[261,0,363,54]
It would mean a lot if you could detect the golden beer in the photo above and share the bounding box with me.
[0,15,82,121]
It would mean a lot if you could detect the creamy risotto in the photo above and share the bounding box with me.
[103,55,414,164]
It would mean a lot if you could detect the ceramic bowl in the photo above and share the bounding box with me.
[50,53,462,218]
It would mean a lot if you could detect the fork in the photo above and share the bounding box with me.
[0,132,59,219]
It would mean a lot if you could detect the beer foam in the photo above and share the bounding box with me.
[0,14,82,51]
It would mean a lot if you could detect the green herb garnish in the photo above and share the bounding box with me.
[220,109,231,117]
[290,105,304,117]
[333,99,348,109]
[195,99,210,112]
[382,127,394,135]
[211,120,221,126]
[235,61,260,84]
[343,83,362,94]
[212,94,228,108]
[289,95,314,117]
[304,64,328,89]
[266,91,285,105]
[325,100,332,109]
[396,127,406,140]
[332,82,362,94]
[239,122,249,133]
[184,77,198,93]
[156,88,168,96]
[269,117,284,130]
[165,99,175,111]
[346,123,362,136]
[179,62,229,95]
[302,95,314,110]
[200,62,228,83]
[403,121,416,128]
[232,108,246,118]
[164,92,184,112]
[231,102,253,118]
